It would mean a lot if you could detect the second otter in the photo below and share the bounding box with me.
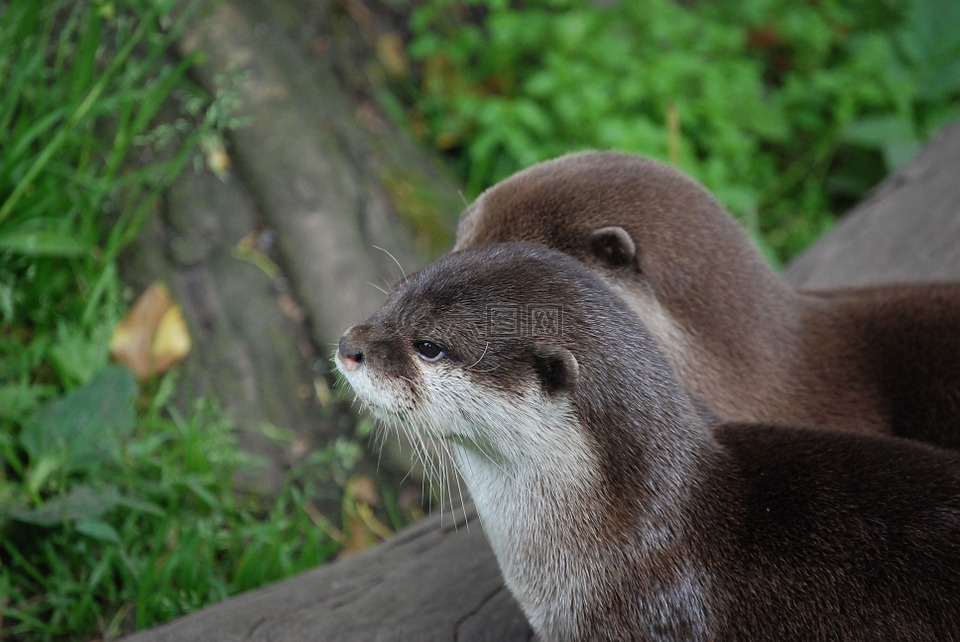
[336,244,960,641]
[455,151,960,449]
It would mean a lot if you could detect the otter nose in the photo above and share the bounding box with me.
[338,334,364,372]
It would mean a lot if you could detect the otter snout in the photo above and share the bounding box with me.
[337,331,364,372]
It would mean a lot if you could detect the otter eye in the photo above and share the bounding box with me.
[414,340,445,362]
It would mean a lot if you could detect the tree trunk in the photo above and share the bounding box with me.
[123,0,463,494]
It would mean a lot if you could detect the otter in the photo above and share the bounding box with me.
[336,243,960,641]
[454,151,960,449]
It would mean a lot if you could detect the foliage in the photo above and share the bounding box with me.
[0,1,354,639]
[404,0,960,262]
[1,373,347,639]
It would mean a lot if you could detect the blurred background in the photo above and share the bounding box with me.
[397,0,960,263]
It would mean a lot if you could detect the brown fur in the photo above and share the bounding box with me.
[337,244,960,641]
[454,151,960,449]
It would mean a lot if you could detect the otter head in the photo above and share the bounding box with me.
[335,244,598,472]
[454,151,770,307]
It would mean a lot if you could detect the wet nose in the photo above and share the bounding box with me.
[338,333,364,371]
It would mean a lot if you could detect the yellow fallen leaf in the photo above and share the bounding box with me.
[110,282,191,380]
[150,304,191,375]
[111,283,172,380]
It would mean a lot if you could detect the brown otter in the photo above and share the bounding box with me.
[454,151,960,449]
[335,243,960,641]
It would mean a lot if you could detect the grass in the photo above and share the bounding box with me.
[2,373,353,637]
[0,2,390,639]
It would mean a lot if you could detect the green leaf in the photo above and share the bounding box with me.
[114,495,165,518]
[841,115,920,169]
[841,114,916,148]
[3,485,123,526]
[20,366,138,476]
[185,478,219,509]
[917,59,960,103]
[76,519,121,544]
[25,455,60,497]
[903,0,960,63]
[0,229,86,256]
[882,137,922,170]
[512,99,551,137]
[0,383,57,422]
[47,323,110,385]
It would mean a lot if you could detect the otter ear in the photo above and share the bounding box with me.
[533,346,579,396]
[589,226,636,269]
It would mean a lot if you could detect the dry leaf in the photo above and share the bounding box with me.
[150,305,191,375]
[110,283,171,380]
[110,282,191,380]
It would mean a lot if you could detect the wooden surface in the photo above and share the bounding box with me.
[122,121,960,642]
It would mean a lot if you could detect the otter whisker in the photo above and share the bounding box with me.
[448,436,484,531]
[372,244,407,280]
[424,442,438,524]
[437,439,447,527]
[436,439,461,529]
[395,438,418,489]
[412,412,460,526]
[440,438,471,533]
[375,270,394,294]
[462,360,501,375]
[396,375,419,391]
[371,425,387,474]
[465,342,490,371]
[400,424,438,514]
